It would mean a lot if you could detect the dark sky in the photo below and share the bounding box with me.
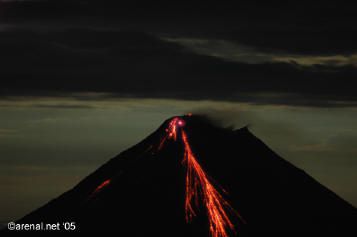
[0,0,356,222]
[1,1,357,106]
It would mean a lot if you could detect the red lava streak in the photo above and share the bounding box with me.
[92,179,111,195]
[161,117,243,237]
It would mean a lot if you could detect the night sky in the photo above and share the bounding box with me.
[0,1,356,222]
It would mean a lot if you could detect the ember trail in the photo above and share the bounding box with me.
[160,116,243,237]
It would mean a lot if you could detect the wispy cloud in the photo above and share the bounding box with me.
[163,37,357,67]
[0,21,356,107]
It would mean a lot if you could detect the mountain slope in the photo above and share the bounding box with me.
[15,115,357,235]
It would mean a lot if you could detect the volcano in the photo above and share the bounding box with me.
[13,115,357,235]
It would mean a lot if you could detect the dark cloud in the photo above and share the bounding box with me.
[2,1,357,55]
[1,28,357,107]
[1,2,357,106]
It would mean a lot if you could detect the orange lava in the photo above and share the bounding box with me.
[159,116,242,237]
[88,116,243,237]
[181,130,236,237]
[158,117,184,150]
[166,117,182,141]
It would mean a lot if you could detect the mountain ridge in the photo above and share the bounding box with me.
[10,115,357,234]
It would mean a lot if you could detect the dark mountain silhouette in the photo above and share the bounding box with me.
[11,115,357,235]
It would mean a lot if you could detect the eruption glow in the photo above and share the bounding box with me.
[161,116,243,237]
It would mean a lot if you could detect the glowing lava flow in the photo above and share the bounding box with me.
[158,117,184,150]
[160,116,242,237]
[181,131,237,237]
[88,116,242,237]
[90,179,111,197]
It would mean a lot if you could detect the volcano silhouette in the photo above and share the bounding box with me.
[15,115,356,235]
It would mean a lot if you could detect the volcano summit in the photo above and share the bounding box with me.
[12,115,357,235]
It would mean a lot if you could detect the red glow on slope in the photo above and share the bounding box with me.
[92,179,111,195]
[159,116,243,237]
